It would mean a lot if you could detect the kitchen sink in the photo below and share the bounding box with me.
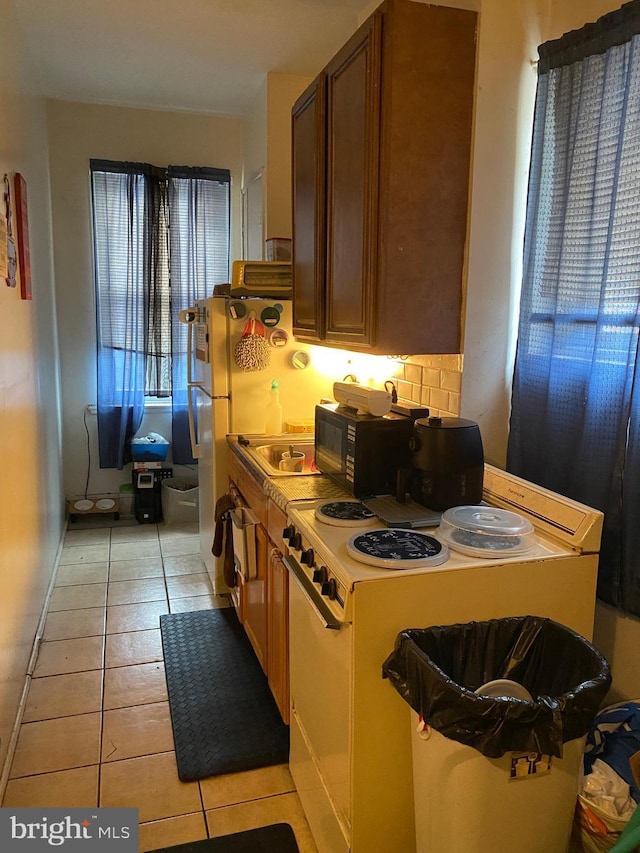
[253,442,318,476]
[237,435,320,477]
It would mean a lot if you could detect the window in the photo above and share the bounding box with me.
[90,160,230,468]
[507,1,640,615]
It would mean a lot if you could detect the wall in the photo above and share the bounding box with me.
[243,77,267,257]
[242,72,312,256]
[265,73,312,241]
[390,356,462,417]
[46,102,245,501]
[461,0,546,466]
[0,0,64,780]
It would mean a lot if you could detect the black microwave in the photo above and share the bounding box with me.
[314,403,415,497]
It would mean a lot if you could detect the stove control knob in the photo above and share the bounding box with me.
[282,524,296,542]
[321,578,338,600]
[313,565,328,584]
[301,548,315,566]
[292,532,303,551]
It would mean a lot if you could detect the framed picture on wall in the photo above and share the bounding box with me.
[14,173,31,300]
[0,212,8,279]
[3,174,17,288]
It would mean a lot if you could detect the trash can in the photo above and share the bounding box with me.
[161,478,199,525]
[382,616,611,853]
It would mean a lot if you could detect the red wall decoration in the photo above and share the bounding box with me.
[14,173,31,301]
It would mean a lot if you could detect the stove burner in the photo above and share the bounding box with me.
[315,500,376,527]
[347,528,449,569]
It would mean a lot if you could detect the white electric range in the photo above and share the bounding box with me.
[282,464,603,853]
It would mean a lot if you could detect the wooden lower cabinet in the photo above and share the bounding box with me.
[228,449,290,723]
[268,548,290,723]
[229,581,241,620]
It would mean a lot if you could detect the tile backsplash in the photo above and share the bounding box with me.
[387,354,463,417]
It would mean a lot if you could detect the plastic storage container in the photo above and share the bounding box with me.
[382,616,611,853]
[161,478,198,525]
[265,237,292,261]
[130,432,170,462]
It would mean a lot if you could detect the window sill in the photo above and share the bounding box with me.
[85,402,173,415]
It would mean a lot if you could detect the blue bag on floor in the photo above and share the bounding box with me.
[584,702,640,804]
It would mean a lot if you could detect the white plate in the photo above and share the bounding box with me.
[475,679,533,701]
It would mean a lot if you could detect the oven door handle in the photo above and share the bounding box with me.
[283,554,343,630]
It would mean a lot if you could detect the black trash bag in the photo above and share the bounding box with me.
[382,615,611,759]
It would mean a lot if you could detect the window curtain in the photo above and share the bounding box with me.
[507,1,640,614]
[168,166,231,464]
[91,160,168,469]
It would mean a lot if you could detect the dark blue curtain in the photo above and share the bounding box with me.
[91,162,166,469]
[507,1,640,614]
[168,166,230,465]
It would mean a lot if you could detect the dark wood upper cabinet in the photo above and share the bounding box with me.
[292,0,477,355]
[292,76,326,341]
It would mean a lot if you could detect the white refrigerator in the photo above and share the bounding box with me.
[184,296,334,592]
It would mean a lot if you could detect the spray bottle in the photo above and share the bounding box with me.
[265,379,283,435]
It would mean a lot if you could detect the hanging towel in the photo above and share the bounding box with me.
[213,494,237,588]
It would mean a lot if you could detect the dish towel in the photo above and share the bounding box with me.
[212,493,237,588]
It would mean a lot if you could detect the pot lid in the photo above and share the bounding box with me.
[438,505,536,558]
[414,415,479,430]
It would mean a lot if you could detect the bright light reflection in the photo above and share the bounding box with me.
[307,345,403,388]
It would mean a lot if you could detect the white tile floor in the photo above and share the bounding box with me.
[1,519,317,853]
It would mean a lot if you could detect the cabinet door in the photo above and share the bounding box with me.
[267,549,290,724]
[243,522,268,673]
[292,76,326,341]
[324,13,381,348]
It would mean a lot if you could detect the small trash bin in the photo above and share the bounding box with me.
[161,478,199,525]
[382,616,611,853]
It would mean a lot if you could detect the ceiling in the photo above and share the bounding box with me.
[13,0,375,116]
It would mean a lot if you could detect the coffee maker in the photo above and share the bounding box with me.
[397,416,484,511]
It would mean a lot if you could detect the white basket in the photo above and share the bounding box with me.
[161,479,199,525]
